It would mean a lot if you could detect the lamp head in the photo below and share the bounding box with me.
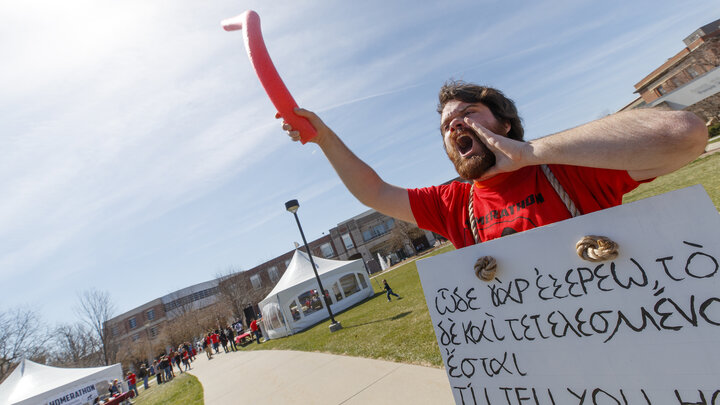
[285,199,299,213]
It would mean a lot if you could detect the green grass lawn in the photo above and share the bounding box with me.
[132,373,203,405]
[623,152,719,210]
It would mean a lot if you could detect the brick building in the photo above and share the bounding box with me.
[105,279,220,361]
[328,209,438,271]
[623,18,720,122]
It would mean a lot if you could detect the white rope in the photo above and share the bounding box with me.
[541,164,581,218]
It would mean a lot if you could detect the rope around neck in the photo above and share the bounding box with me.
[470,165,583,282]
[468,165,579,245]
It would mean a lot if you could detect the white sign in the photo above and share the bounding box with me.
[46,383,98,405]
[417,186,720,405]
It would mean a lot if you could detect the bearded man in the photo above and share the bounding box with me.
[280,80,707,248]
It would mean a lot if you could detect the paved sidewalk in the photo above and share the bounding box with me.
[188,349,453,404]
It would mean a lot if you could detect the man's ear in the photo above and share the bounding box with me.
[501,120,511,136]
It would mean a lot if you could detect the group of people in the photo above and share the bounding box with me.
[201,325,238,359]
[200,319,263,359]
[120,341,197,395]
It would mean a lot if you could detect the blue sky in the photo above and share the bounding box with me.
[2,0,718,325]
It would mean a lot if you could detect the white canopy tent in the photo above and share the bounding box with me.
[0,359,122,405]
[259,250,374,339]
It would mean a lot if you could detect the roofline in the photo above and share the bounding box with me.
[634,48,691,91]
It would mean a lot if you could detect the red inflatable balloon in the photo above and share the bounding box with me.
[222,10,317,144]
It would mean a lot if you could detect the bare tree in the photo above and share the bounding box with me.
[163,292,203,348]
[216,268,268,327]
[48,323,101,367]
[0,307,46,383]
[114,330,165,369]
[385,220,426,256]
[215,266,249,324]
[76,289,116,366]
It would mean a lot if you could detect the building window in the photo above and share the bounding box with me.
[128,317,137,329]
[150,326,158,338]
[132,333,140,342]
[363,224,387,241]
[268,266,280,283]
[342,233,354,250]
[146,309,155,321]
[656,85,665,96]
[687,66,699,78]
[320,243,334,258]
[111,326,119,337]
[671,76,683,87]
[250,274,262,289]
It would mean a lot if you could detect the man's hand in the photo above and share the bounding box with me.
[275,107,415,224]
[463,116,533,180]
[276,108,333,146]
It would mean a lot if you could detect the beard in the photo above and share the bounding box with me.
[446,128,496,180]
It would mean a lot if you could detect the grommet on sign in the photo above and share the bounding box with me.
[474,256,497,281]
[576,235,619,262]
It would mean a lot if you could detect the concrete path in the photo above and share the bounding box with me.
[188,349,454,404]
[704,139,720,154]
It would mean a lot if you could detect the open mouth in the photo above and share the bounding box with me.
[455,131,479,158]
[457,134,473,154]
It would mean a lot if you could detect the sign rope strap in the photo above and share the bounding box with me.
[468,164,579,245]
[540,164,581,218]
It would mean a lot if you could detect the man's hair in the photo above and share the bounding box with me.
[437,80,524,141]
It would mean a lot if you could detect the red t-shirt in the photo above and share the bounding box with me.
[409,165,643,248]
[250,320,258,332]
[211,334,219,344]
[126,373,136,385]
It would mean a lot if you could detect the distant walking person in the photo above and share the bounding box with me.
[219,329,229,353]
[125,371,139,397]
[211,331,220,354]
[250,318,261,344]
[204,333,213,359]
[383,279,400,302]
[153,360,162,385]
[226,327,237,351]
[140,363,149,390]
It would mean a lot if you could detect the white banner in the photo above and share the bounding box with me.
[46,383,98,405]
[417,185,720,404]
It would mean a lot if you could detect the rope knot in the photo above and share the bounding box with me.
[576,235,618,262]
[474,256,497,281]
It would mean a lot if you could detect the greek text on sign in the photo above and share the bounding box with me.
[417,185,720,405]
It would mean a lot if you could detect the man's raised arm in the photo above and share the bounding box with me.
[464,109,708,181]
[280,108,416,224]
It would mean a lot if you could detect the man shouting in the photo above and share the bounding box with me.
[280,80,707,248]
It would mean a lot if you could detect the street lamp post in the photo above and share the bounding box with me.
[285,199,342,332]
